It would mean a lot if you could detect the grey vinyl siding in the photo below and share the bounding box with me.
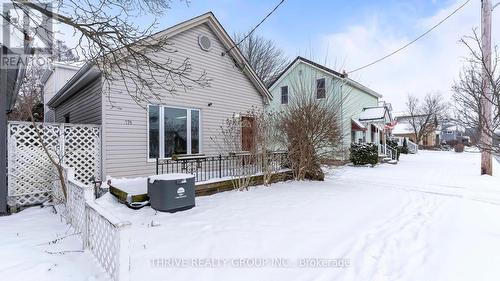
[45,109,55,122]
[102,23,265,178]
[54,76,102,124]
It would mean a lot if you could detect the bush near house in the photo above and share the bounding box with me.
[350,143,378,166]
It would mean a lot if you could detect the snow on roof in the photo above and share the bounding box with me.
[392,122,414,135]
[359,107,386,121]
[443,125,465,133]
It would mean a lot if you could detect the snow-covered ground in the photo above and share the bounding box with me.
[2,150,500,281]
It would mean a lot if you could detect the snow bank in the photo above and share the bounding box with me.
[4,151,500,281]
[0,207,107,281]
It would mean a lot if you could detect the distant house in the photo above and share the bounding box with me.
[393,113,438,147]
[440,124,467,144]
[267,56,392,157]
[41,62,81,122]
[45,12,270,178]
[358,102,393,145]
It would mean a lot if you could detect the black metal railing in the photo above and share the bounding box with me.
[156,151,288,183]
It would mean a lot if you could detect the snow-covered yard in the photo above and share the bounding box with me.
[2,150,500,281]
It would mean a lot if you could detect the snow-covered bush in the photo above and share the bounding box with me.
[350,143,378,166]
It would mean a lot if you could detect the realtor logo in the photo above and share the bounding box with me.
[1,1,54,68]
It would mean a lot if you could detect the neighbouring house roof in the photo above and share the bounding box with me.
[442,125,465,133]
[48,12,271,107]
[358,106,392,123]
[41,61,83,84]
[392,122,414,135]
[47,63,99,107]
[268,56,383,99]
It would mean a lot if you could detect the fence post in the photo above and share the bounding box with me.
[218,155,222,178]
[156,158,159,175]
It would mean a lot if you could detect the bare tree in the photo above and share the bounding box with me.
[405,92,446,145]
[233,32,289,86]
[4,0,210,106]
[276,76,346,181]
[452,29,500,155]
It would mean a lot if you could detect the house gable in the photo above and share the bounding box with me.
[102,17,268,178]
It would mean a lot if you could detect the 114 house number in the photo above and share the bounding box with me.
[124,120,133,125]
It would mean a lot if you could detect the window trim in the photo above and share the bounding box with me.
[281,85,289,104]
[316,78,326,99]
[147,104,202,161]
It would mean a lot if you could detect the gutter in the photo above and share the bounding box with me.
[47,63,99,107]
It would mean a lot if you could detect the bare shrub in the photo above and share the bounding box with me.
[212,107,279,190]
[276,78,344,181]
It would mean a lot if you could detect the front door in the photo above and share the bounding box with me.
[241,116,255,152]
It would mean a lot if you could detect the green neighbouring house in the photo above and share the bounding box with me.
[267,56,394,160]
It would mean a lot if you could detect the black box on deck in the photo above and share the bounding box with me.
[147,173,195,212]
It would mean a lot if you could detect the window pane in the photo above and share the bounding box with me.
[191,110,200,154]
[164,107,187,157]
[316,78,326,99]
[148,105,160,158]
[281,86,288,104]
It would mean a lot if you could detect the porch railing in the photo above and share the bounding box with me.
[379,144,398,161]
[393,137,419,154]
[156,151,289,183]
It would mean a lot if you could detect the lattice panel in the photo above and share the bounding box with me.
[85,205,120,281]
[63,125,101,185]
[8,123,61,206]
[7,122,101,208]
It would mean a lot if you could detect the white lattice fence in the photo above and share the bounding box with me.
[52,166,131,281]
[7,121,101,208]
[85,202,131,281]
[64,125,101,184]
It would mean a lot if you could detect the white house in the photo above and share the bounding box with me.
[45,12,270,178]
[41,61,81,122]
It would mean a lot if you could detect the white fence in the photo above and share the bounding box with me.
[7,121,101,207]
[55,166,131,281]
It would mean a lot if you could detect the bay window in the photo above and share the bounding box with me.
[148,105,201,158]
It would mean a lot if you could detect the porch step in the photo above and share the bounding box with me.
[382,157,392,162]
[387,159,398,165]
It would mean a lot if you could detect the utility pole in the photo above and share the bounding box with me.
[480,0,493,175]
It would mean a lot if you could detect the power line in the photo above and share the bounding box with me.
[348,0,471,74]
[225,0,285,54]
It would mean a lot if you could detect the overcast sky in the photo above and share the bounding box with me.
[29,0,500,111]
[152,0,499,111]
